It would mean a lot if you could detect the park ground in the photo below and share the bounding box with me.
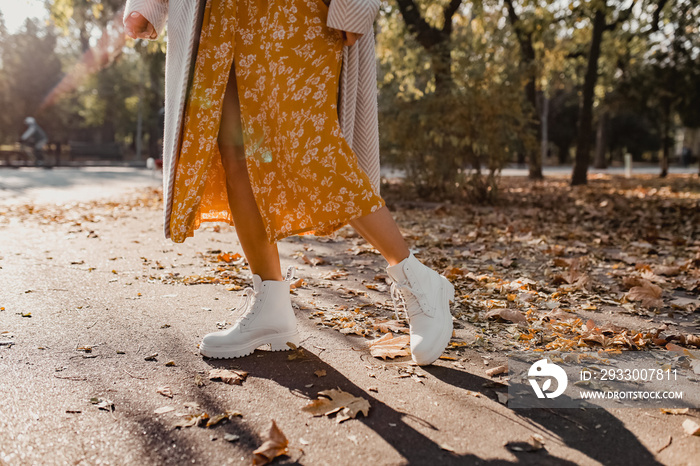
[0,167,699,465]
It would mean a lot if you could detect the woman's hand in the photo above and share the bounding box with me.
[124,12,157,40]
[341,31,362,46]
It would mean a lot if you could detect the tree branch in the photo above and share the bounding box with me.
[651,0,669,32]
[604,2,634,31]
[395,0,442,49]
[442,0,464,35]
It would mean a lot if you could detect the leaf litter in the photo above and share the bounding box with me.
[208,369,248,385]
[302,388,371,423]
[253,420,289,465]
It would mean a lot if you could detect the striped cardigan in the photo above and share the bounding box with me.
[123,0,382,241]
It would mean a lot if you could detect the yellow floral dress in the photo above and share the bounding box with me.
[169,0,385,244]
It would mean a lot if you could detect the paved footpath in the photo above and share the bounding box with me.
[0,168,697,465]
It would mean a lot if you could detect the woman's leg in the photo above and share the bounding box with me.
[218,65,283,281]
[351,203,453,366]
[349,206,410,266]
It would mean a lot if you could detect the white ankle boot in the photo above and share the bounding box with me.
[386,252,455,365]
[199,267,300,359]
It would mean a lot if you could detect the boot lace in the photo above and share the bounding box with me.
[230,287,256,326]
[229,265,296,325]
[390,281,420,322]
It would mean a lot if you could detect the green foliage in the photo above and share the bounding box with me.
[377,1,537,200]
[0,19,63,143]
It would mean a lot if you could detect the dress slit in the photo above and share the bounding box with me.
[169,0,385,244]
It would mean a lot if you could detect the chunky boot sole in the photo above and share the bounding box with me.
[412,277,456,366]
[199,330,301,359]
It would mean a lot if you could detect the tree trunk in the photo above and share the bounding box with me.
[557,144,569,165]
[572,8,606,186]
[395,0,461,95]
[430,43,454,95]
[660,100,671,178]
[594,110,609,169]
[504,0,542,180]
[540,94,549,173]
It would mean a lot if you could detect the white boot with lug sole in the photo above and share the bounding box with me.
[387,252,455,365]
[199,267,300,359]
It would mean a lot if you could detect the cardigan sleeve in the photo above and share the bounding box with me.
[123,0,169,37]
[326,0,381,35]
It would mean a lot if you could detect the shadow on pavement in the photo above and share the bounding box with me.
[222,348,579,466]
[427,365,663,466]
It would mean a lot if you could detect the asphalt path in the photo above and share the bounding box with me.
[0,167,697,465]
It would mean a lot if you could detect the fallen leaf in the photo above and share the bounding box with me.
[528,434,545,451]
[692,360,700,376]
[302,388,370,423]
[290,278,306,290]
[301,254,326,267]
[682,419,700,436]
[206,413,231,427]
[174,412,209,429]
[486,365,508,377]
[660,408,689,415]
[682,334,700,348]
[367,333,410,360]
[372,319,408,334]
[314,370,327,378]
[208,369,248,385]
[287,342,306,360]
[89,397,114,411]
[217,252,242,263]
[626,280,663,308]
[485,309,527,325]
[157,386,173,398]
[253,420,289,465]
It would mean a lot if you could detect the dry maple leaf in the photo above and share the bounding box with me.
[679,334,700,348]
[622,276,647,290]
[253,420,289,465]
[174,412,209,429]
[217,252,242,263]
[626,280,663,308]
[208,369,248,385]
[367,333,410,360]
[301,254,326,266]
[372,318,408,334]
[301,389,370,423]
[289,278,305,290]
[485,309,527,326]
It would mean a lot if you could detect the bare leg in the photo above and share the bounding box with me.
[218,65,283,281]
[349,206,410,266]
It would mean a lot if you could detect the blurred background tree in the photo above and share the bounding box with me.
[0,1,165,159]
[0,0,697,185]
